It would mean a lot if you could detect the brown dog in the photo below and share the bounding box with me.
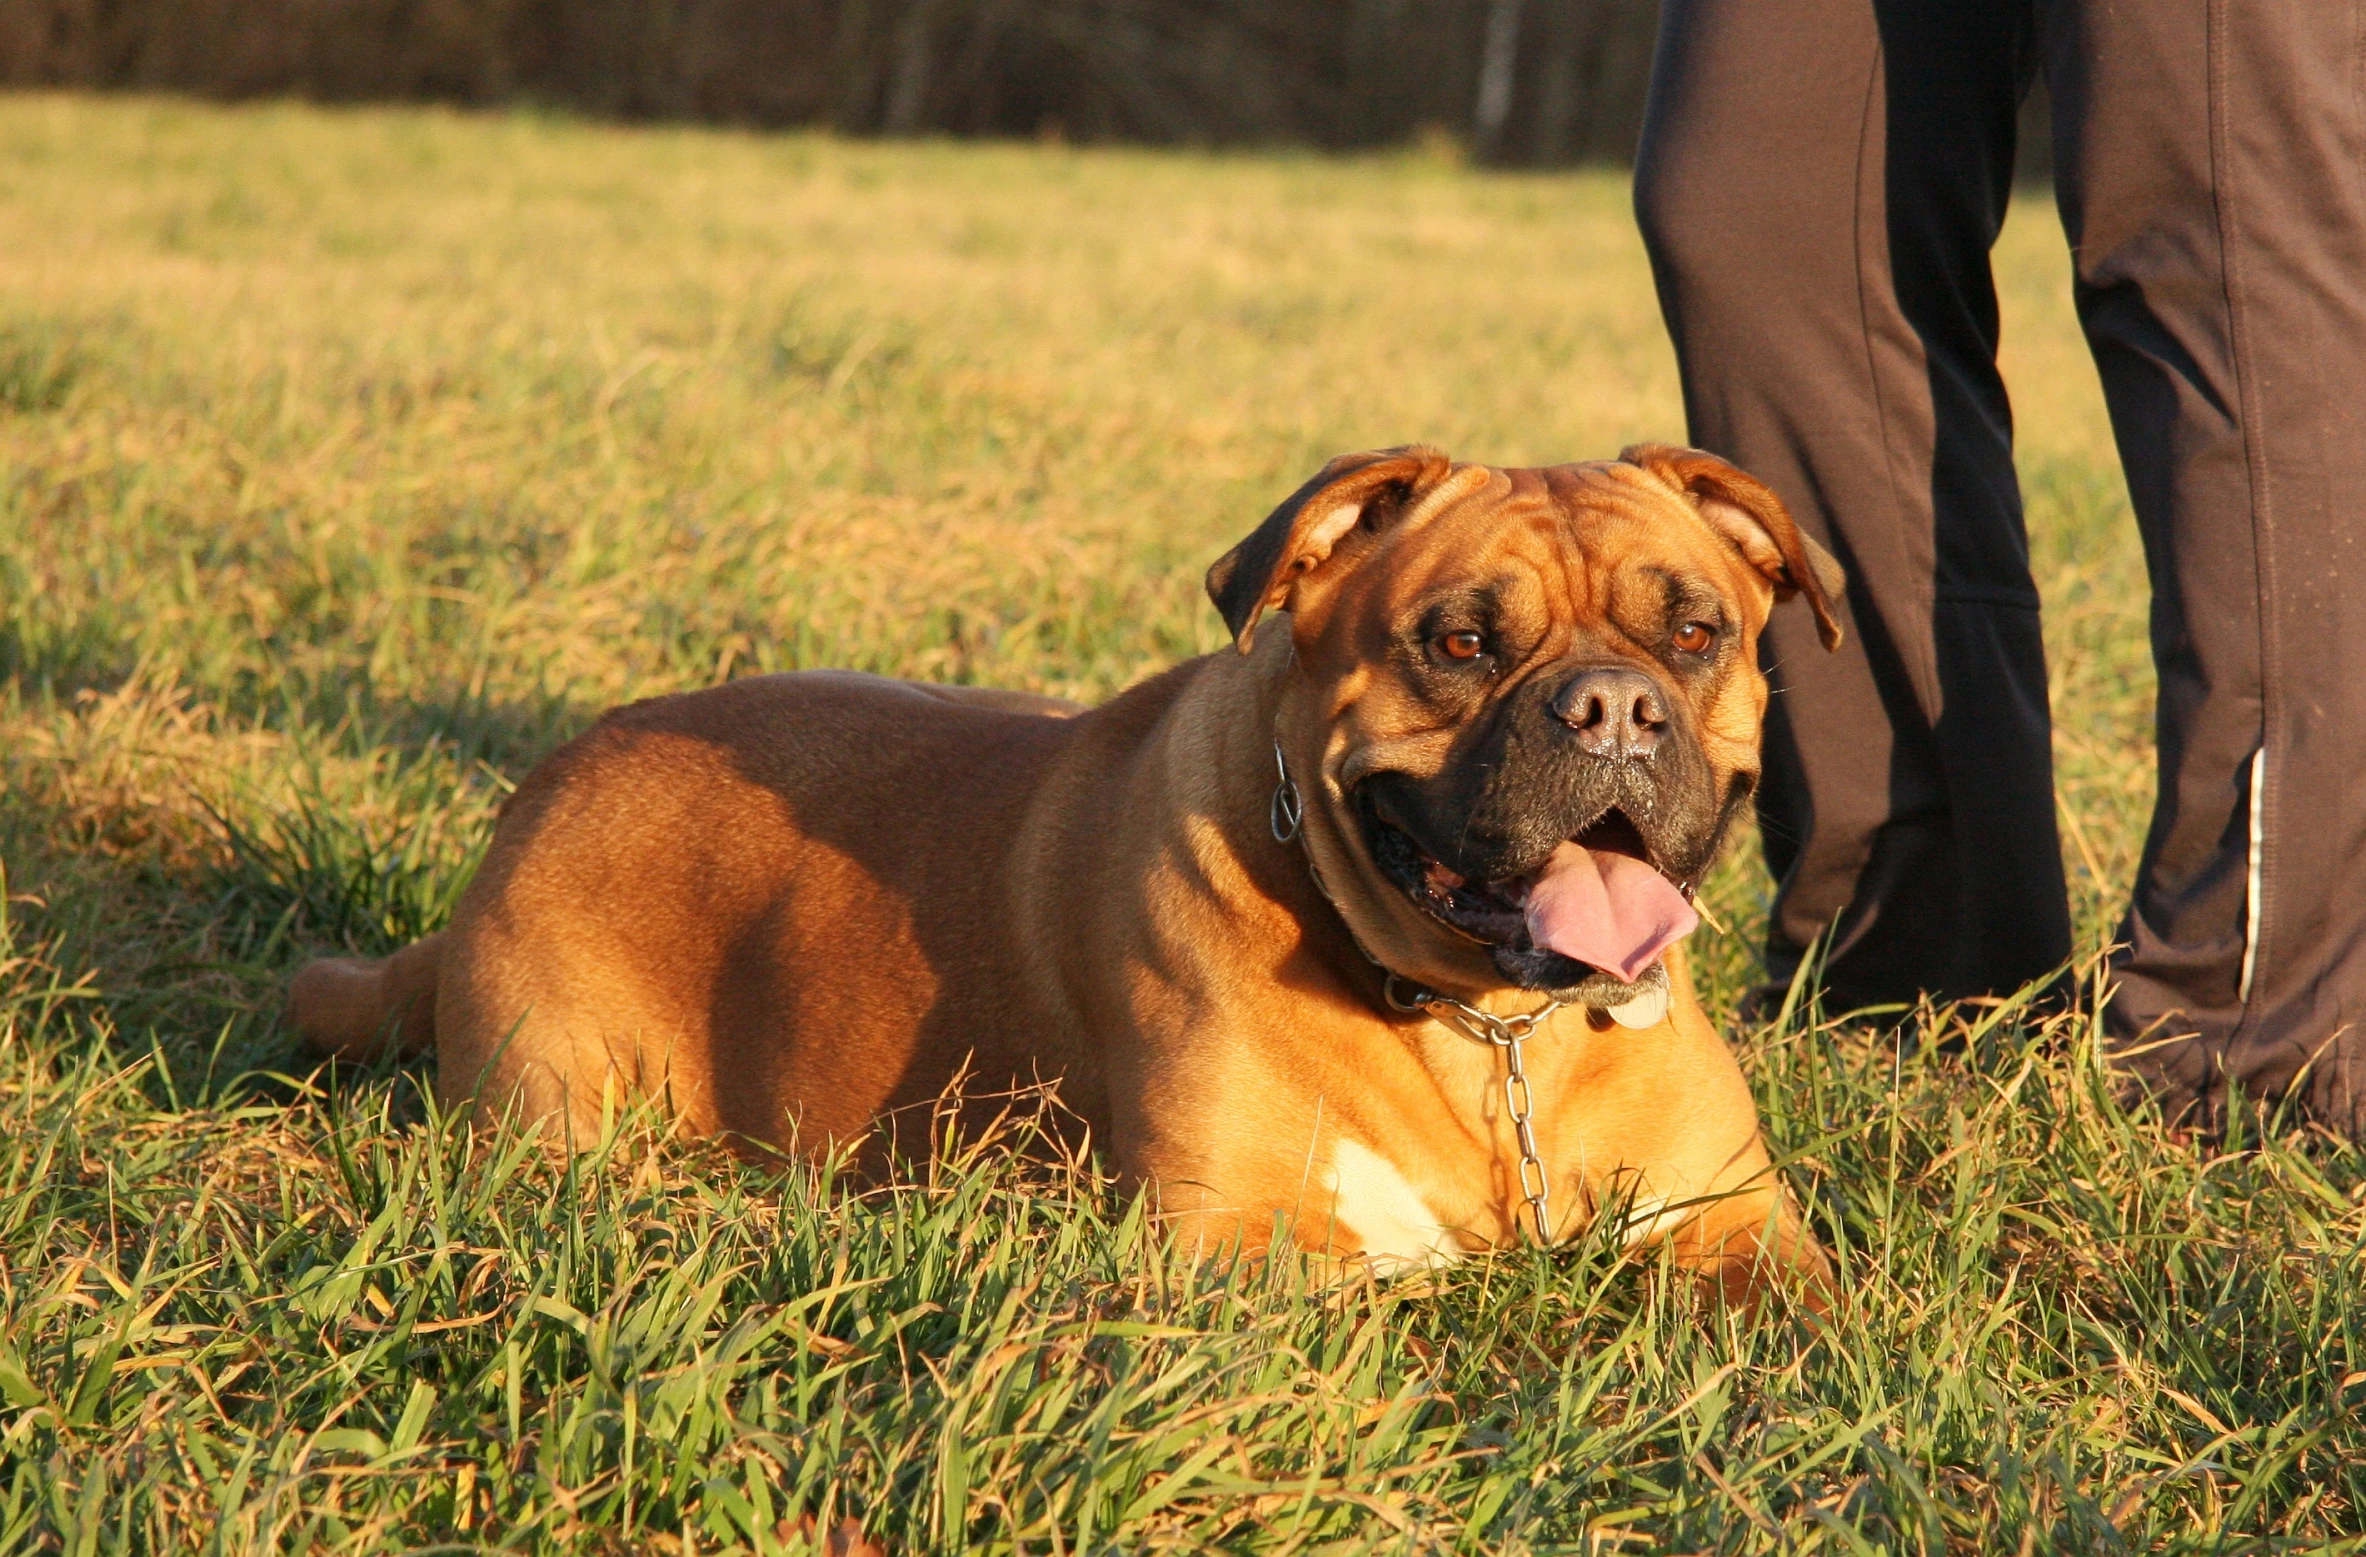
[291,444,1843,1302]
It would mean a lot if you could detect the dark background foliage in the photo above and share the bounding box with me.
[0,0,1665,164]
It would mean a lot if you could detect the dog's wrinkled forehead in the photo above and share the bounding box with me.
[1205,442,1842,686]
[1295,462,1796,682]
[1361,462,1745,612]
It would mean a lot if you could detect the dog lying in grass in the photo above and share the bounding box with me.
[293,443,1841,1307]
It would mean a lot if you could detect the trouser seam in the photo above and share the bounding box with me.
[2206,0,2277,1039]
[1849,31,1941,729]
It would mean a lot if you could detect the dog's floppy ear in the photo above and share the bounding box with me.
[1206,445,1455,652]
[1621,443,1847,650]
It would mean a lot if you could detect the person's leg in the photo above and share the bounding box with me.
[1635,0,2070,1011]
[2047,0,2366,1132]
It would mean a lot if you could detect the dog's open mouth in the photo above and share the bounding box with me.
[1363,802,1699,995]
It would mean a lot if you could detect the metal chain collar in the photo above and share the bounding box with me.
[1270,739,1563,1246]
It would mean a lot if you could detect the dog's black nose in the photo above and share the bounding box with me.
[1552,667,1668,759]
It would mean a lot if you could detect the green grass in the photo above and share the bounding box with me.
[0,93,2359,1553]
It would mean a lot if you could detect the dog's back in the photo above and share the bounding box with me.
[289,672,1090,1149]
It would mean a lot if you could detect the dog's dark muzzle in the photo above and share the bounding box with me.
[1349,664,1734,997]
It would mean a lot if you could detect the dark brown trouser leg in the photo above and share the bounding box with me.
[1634,0,2073,1009]
[2050,1,2366,1130]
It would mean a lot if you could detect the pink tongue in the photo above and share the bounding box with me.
[1521,842,1699,984]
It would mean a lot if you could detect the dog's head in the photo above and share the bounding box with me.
[1208,445,1845,1006]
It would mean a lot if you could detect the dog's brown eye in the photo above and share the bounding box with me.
[1672,621,1715,654]
[1437,630,1487,661]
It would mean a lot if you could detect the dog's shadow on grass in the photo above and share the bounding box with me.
[201,683,606,1095]
[0,657,608,1114]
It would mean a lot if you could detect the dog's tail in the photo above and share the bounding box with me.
[287,933,445,1061]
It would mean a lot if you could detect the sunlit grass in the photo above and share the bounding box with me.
[0,94,2357,1552]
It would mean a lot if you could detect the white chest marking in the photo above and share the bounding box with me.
[1324,1140,1462,1273]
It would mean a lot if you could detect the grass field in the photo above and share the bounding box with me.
[1,94,2360,1553]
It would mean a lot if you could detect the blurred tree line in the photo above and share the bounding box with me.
[0,0,1664,163]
